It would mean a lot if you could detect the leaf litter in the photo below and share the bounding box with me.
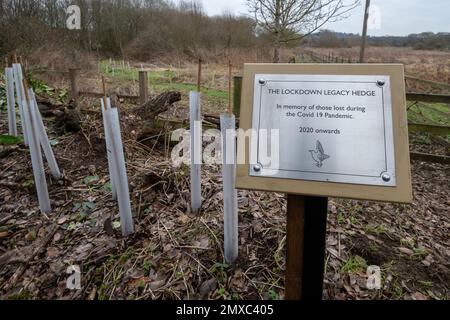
[0,92,448,300]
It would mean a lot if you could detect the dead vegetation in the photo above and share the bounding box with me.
[0,69,449,299]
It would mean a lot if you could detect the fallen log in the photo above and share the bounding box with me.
[137,91,181,142]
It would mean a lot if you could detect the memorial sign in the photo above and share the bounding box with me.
[236,64,412,203]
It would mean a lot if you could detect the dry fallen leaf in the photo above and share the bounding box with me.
[412,292,428,300]
[398,247,414,255]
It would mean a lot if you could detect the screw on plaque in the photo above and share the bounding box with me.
[259,78,266,85]
[381,173,391,182]
[253,164,262,172]
[377,80,385,87]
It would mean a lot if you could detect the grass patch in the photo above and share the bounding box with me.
[99,60,228,106]
[8,290,32,300]
[366,224,387,235]
[407,102,450,126]
[0,135,23,145]
[341,255,367,274]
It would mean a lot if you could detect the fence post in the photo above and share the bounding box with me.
[69,68,79,109]
[139,70,149,105]
[233,76,243,117]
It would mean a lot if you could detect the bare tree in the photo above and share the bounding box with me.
[247,0,360,62]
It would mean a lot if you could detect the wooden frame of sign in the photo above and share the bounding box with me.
[236,63,412,203]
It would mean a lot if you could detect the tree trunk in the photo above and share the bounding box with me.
[273,0,282,63]
[273,39,281,63]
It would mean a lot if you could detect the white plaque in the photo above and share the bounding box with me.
[250,74,396,187]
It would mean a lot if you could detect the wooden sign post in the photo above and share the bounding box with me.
[236,64,412,299]
[285,195,328,299]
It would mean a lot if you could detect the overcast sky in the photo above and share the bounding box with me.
[190,0,450,36]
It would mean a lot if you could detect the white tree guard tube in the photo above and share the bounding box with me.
[13,64,28,145]
[5,68,17,136]
[29,90,61,179]
[101,98,117,200]
[189,91,202,214]
[105,107,134,236]
[220,114,239,263]
[22,99,51,213]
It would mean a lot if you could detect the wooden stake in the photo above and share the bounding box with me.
[22,79,30,102]
[228,61,232,116]
[233,76,243,116]
[197,59,202,93]
[102,76,108,108]
[69,68,79,109]
[138,71,149,105]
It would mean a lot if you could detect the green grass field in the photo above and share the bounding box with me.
[99,60,228,107]
[407,102,450,126]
